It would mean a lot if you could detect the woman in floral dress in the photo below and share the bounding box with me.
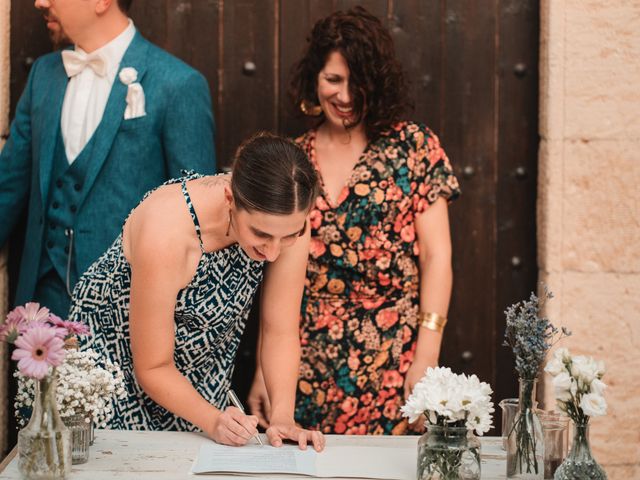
[249,7,460,434]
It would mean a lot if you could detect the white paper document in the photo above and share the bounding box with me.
[191,442,415,479]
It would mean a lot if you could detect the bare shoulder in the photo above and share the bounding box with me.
[123,183,198,285]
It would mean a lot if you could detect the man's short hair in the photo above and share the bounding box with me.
[118,0,133,12]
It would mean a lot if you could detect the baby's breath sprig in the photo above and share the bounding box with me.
[14,348,126,428]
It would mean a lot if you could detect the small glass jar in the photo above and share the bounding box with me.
[536,410,569,479]
[417,425,481,480]
[63,414,91,464]
[499,398,519,450]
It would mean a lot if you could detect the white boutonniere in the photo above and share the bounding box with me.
[119,67,146,119]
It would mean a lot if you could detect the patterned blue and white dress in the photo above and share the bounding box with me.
[69,174,264,431]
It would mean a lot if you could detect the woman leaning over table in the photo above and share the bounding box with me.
[69,133,324,450]
[249,7,461,435]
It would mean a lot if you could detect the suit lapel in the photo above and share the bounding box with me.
[39,53,69,208]
[77,32,150,207]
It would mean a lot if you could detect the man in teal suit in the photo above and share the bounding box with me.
[0,0,216,317]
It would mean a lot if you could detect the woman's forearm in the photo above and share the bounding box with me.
[136,364,220,434]
[260,330,300,423]
[414,253,453,365]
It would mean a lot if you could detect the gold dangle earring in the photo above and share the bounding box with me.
[225,210,232,237]
[300,99,323,117]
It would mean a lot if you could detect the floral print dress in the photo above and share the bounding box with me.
[294,121,460,435]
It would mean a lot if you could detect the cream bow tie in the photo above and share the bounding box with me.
[61,50,107,77]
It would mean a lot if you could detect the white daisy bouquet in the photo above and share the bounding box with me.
[401,367,495,435]
[544,348,607,423]
[15,348,126,428]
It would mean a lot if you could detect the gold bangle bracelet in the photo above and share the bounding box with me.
[420,312,448,333]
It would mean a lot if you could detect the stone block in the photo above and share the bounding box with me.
[605,464,640,480]
[541,271,640,466]
[539,0,566,141]
[562,139,640,272]
[537,139,565,273]
[563,0,640,139]
[564,94,640,140]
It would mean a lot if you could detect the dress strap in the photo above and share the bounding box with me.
[181,178,205,253]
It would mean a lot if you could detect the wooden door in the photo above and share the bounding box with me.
[8,0,539,437]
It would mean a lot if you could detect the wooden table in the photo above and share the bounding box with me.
[0,430,507,479]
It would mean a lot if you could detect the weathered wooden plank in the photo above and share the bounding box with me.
[494,0,540,403]
[437,1,498,390]
[0,430,506,479]
[129,0,168,48]
[219,0,277,168]
[391,0,443,134]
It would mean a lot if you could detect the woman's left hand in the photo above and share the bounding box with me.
[404,359,438,400]
[266,421,325,452]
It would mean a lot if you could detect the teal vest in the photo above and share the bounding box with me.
[39,129,97,290]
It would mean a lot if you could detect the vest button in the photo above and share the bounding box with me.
[47,240,54,249]
[52,201,60,209]
[70,205,77,213]
[74,183,82,191]
[64,246,70,254]
[56,179,63,188]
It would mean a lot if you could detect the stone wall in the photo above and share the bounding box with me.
[539,1,640,478]
[0,0,10,458]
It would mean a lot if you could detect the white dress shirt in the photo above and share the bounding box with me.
[61,20,136,163]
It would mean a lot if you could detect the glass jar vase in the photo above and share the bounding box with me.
[17,371,72,479]
[554,422,607,479]
[417,425,481,480]
[63,414,91,464]
[506,378,544,479]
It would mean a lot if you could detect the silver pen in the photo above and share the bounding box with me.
[227,389,264,446]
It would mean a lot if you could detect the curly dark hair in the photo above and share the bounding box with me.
[290,6,411,140]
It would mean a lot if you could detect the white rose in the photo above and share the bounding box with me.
[571,356,599,384]
[553,372,573,401]
[580,393,607,417]
[119,67,138,85]
[590,378,607,396]
[544,357,565,376]
[554,347,571,363]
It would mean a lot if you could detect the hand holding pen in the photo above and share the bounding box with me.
[208,389,263,447]
[227,389,264,445]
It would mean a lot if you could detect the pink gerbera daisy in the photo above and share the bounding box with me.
[48,314,91,339]
[0,310,29,343]
[11,326,66,379]
[11,302,50,324]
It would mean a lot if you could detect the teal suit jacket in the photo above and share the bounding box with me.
[0,32,216,305]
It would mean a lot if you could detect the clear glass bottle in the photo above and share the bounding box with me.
[554,422,607,480]
[17,371,72,479]
[506,378,544,479]
[417,425,481,480]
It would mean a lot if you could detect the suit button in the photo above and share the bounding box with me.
[50,222,56,230]
[56,179,63,188]
[47,240,54,249]
[70,205,77,213]
[74,183,82,191]
[64,246,70,254]
[52,201,60,209]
